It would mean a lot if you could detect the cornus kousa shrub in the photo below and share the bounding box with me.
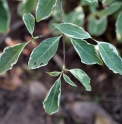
[0,0,122,115]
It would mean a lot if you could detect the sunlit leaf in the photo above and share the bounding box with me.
[43,77,61,115]
[98,42,122,74]
[28,36,61,69]
[116,12,122,35]
[69,69,91,91]
[70,38,103,65]
[47,71,60,77]
[36,0,57,22]
[22,13,35,35]
[0,42,29,74]
[63,74,77,87]
[54,23,91,40]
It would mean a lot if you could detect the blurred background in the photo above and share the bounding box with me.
[0,0,122,124]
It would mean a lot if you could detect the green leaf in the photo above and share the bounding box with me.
[36,0,57,22]
[70,38,103,65]
[17,0,37,16]
[54,23,91,40]
[43,77,61,115]
[97,2,122,17]
[47,71,60,76]
[116,12,122,35]
[0,42,28,74]
[28,36,61,69]
[63,74,77,87]
[98,42,122,74]
[85,0,96,2]
[69,69,91,91]
[0,0,10,33]
[88,17,107,36]
[22,13,35,35]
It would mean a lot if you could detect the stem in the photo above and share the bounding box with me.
[59,0,65,69]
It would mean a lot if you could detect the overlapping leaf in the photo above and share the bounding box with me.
[43,77,61,115]
[98,42,122,74]
[63,74,77,87]
[70,38,103,65]
[69,69,91,91]
[0,42,28,74]
[22,13,35,35]
[0,0,10,33]
[54,23,91,40]
[36,0,57,22]
[88,17,107,36]
[18,0,37,16]
[28,36,61,69]
[47,71,60,77]
[97,2,122,17]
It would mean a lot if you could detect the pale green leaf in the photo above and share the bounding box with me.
[0,0,10,33]
[63,74,77,87]
[69,69,91,91]
[54,23,91,40]
[36,0,57,22]
[70,38,103,65]
[88,17,107,36]
[47,71,60,77]
[22,13,35,35]
[85,0,96,2]
[97,2,122,17]
[98,42,122,74]
[116,12,122,35]
[43,77,61,115]
[17,0,37,16]
[0,42,28,74]
[103,0,114,5]
[28,36,61,69]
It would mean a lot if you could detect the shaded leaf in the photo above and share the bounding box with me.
[0,0,10,33]
[70,38,103,65]
[98,2,122,17]
[69,69,91,91]
[22,13,35,35]
[28,36,61,69]
[0,42,28,74]
[98,42,122,74]
[36,0,57,22]
[43,77,61,115]
[63,74,77,87]
[88,17,107,36]
[18,0,37,16]
[54,23,91,40]
[47,71,60,77]
[116,12,122,35]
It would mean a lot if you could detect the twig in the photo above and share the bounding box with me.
[59,0,65,69]
[0,21,24,45]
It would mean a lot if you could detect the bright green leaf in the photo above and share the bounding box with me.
[28,36,61,69]
[88,17,107,36]
[69,69,91,91]
[63,74,77,87]
[47,71,60,76]
[116,12,122,35]
[22,13,35,35]
[97,2,122,17]
[17,0,37,16]
[54,23,91,40]
[0,0,10,33]
[36,0,57,22]
[43,77,61,115]
[70,38,103,65]
[0,42,29,74]
[98,42,122,74]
